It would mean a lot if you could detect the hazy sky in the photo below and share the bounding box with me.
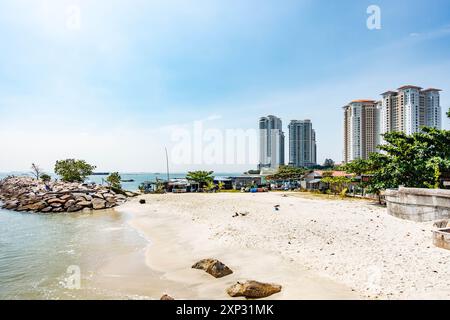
[1,0,449,173]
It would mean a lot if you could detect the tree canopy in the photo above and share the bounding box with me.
[266,166,306,180]
[106,172,122,189]
[186,171,214,184]
[322,159,335,168]
[54,159,96,183]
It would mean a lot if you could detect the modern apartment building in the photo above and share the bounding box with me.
[288,120,317,168]
[343,100,380,163]
[258,115,285,170]
[344,85,442,163]
[379,85,442,136]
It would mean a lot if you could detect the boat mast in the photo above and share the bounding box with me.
[165,147,170,181]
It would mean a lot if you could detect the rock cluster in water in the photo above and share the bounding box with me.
[0,176,135,213]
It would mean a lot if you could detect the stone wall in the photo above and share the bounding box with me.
[385,187,450,222]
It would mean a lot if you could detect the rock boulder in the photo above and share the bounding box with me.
[226,281,282,299]
[192,258,233,278]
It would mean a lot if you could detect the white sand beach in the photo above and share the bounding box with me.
[118,192,450,300]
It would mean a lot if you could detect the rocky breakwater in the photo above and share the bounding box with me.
[0,176,136,214]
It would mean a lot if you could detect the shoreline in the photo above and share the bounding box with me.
[119,192,450,300]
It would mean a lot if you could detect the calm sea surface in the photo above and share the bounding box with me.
[0,172,238,299]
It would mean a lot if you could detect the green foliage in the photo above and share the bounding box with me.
[204,180,216,192]
[447,107,450,119]
[322,158,335,168]
[342,158,374,176]
[186,171,214,190]
[106,172,122,189]
[40,173,51,182]
[54,159,96,183]
[217,181,225,191]
[344,127,450,192]
[267,166,306,180]
[321,175,352,195]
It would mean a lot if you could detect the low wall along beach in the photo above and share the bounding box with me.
[385,187,450,222]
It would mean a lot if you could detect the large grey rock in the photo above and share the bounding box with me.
[226,281,282,299]
[92,198,106,210]
[77,200,92,208]
[47,198,65,205]
[64,199,76,209]
[60,194,73,201]
[26,201,47,212]
[2,200,18,210]
[192,258,233,278]
[67,205,83,212]
[50,202,62,208]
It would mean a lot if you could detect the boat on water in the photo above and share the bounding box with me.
[121,179,135,182]
[92,172,110,176]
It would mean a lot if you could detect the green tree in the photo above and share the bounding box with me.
[106,172,122,189]
[342,158,373,176]
[321,175,352,196]
[40,173,52,182]
[186,171,214,191]
[267,166,306,180]
[54,159,96,182]
[217,181,225,191]
[447,107,450,119]
[322,159,335,168]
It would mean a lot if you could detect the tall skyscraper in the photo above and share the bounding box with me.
[343,100,380,163]
[288,120,317,168]
[258,115,285,170]
[379,86,442,137]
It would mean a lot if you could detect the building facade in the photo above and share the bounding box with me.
[344,85,442,163]
[258,115,285,170]
[288,119,317,168]
[343,100,380,163]
[379,86,441,137]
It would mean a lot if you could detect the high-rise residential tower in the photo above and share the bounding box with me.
[288,120,317,168]
[343,100,380,163]
[344,85,442,163]
[258,115,285,170]
[379,85,441,137]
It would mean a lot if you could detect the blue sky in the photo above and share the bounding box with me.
[0,0,450,172]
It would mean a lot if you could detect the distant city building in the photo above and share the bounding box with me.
[379,86,442,137]
[288,120,317,168]
[343,100,380,163]
[258,115,285,170]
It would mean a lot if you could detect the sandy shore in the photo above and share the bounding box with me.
[118,192,450,300]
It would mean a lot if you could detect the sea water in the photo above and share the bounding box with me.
[0,172,238,299]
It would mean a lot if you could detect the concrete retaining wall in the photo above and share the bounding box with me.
[385,187,450,222]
